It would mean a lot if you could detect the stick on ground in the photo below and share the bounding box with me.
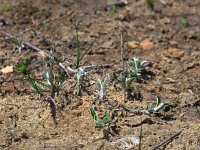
[152,129,183,150]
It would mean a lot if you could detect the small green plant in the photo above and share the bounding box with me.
[180,17,189,27]
[17,57,29,74]
[146,0,154,10]
[111,4,117,14]
[3,4,11,12]
[128,57,151,80]
[18,58,67,123]
[118,57,150,102]
[17,58,44,94]
[145,96,167,113]
[119,74,134,90]
[43,23,50,30]
[41,65,66,97]
[118,73,134,102]
[96,77,109,101]
[74,67,87,96]
[89,107,117,128]
[18,59,65,97]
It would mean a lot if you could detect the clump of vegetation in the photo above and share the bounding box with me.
[90,107,116,128]
[119,57,151,102]
[145,96,168,114]
[89,106,119,139]
[18,59,66,97]
[118,73,134,102]
[128,57,151,81]
[17,58,68,123]
[17,58,43,94]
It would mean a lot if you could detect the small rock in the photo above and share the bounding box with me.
[126,41,139,49]
[169,40,178,46]
[147,24,155,30]
[117,8,131,21]
[160,17,171,25]
[167,48,185,58]
[0,66,13,74]
[140,39,155,51]
[166,78,177,83]
[102,40,114,48]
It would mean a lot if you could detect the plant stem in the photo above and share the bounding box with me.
[75,22,81,69]
[139,124,143,150]
[79,38,97,63]
[119,26,126,103]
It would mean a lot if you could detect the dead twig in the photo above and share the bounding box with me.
[83,63,114,70]
[47,96,57,124]
[119,104,152,115]
[0,31,41,52]
[119,25,127,102]
[152,129,183,150]
[79,38,97,63]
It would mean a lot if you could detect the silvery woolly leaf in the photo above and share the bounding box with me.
[97,78,102,90]
[58,78,65,86]
[125,77,133,87]
[154,103,165,112]
[140,60,151,68]
[128,57,139,68]
[76,67,86,81]
[155,96,161,107]
[42,69,55,85]
[33,81,50,93]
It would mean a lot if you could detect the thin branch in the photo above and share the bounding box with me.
[119,27,125,74]
[119,26,126,102]
[79,38,97,63]
[83,63,114,70]
[152,129,183,150]
[0,31,41,52]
